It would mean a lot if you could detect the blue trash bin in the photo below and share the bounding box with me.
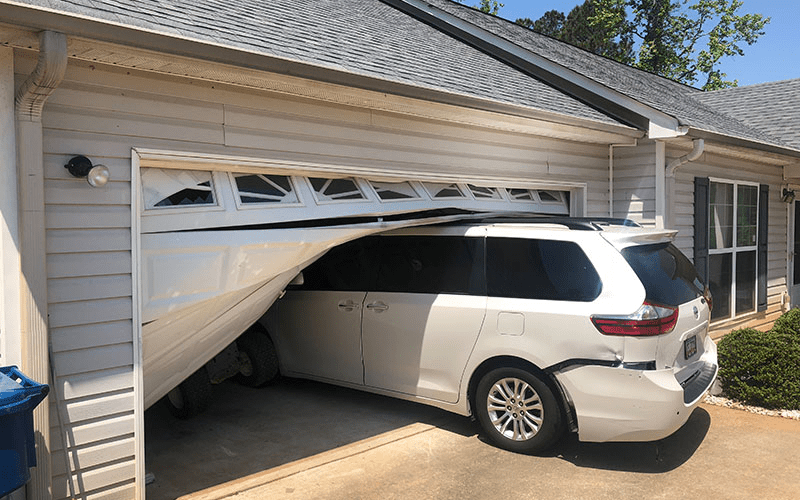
[0,366,50,498]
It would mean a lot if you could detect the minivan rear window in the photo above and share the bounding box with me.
[621,243,704,307]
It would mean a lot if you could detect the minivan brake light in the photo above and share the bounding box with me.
[591,302,678,336]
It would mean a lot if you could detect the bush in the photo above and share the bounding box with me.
[717,327,800,410]
[770,307,800,336]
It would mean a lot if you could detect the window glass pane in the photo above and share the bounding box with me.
[142,169,215,208]
[299,238,380,291]
[487,238,601,301]
[423,182,465,199]
[709,182,733,249]
[508,188,533,201]
[370,181,419,200]
[736,250,757,314]
[621,243,704,307]
[538,190,563,202]
[374,236,484,295]
[737,185,758,247]
[309,177,365,201]
[468,185,502,200]
[234,174,298,204]
[709,253,732,321]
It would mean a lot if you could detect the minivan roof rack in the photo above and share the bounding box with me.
[468,214,642,231]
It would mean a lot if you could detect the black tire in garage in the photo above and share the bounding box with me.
[235,325,279,387]
[164,367,213,419]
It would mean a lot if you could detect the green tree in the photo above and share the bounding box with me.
[457,1,504,16]
[517,10,565,38]
[522,0,768,90]
[593,0,769,90]
[517,1,632,63]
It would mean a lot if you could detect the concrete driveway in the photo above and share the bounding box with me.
[145,378,800,500]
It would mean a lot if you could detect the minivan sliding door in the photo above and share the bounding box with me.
[361,234,486,403]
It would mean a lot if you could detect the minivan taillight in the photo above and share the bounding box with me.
[591,302,678,336]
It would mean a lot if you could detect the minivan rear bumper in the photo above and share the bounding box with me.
[556,336,717,443]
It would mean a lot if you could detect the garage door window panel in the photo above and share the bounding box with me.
[309,177,366,202]
[233,173,299,205]
[142,169,217,209]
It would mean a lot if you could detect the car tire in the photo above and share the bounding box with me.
[475,367,563,453]
[235,327,279,387]
[164,367,212,420]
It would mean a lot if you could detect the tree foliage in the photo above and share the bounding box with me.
[518,0,769,90]
[457,0,504,15]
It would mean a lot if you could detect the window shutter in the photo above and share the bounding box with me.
[694,177,710,285]
[757,184,769,312]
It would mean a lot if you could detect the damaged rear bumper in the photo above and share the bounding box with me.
[555,336,717,443]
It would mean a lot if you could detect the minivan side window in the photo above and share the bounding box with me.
[299,237,380,291]
[375,236,485,295]
[487,238,601,301]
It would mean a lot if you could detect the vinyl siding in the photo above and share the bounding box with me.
[20,48,617,500]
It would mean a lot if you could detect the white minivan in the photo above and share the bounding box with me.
[262,218,717,452]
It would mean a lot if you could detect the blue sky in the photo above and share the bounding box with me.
[479,0,798,87]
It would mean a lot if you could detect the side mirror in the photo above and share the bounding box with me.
[289,272,305,287]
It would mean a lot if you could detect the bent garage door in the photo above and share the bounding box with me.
[136,153,577,408]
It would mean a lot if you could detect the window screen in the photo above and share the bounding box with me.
[375,236,485,295]
[487,238,601,301]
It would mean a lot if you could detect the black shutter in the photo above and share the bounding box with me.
[694,177,710,285]
[757,184,769,312]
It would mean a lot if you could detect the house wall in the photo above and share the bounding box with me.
[16,48,616,499]
[613,139,788,339]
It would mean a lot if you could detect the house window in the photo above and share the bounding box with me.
[697,179,767,322]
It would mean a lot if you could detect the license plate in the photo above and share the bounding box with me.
[684,335,697,359]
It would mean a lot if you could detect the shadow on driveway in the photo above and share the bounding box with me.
[547,407,711,473]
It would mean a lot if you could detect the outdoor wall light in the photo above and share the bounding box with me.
[65,155,110,188]
[782,188,796,204]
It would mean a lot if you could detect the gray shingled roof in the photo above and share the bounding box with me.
[423,0,790,149]
[6,0,619,126]
[6,0,797,153]
[695,79,800,150]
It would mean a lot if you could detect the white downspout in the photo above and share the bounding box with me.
[655,141,666,228]
[16,30,68,500]
[664,139,705,229]
[666,139,705,177]
[0,48,21,368]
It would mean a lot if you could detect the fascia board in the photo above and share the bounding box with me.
[385,0,682,137]
[686,127,800,163]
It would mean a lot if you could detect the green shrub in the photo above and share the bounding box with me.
[717,327,800,410]
[770,307,800,336]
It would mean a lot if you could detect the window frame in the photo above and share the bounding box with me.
[707,178,760,322]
